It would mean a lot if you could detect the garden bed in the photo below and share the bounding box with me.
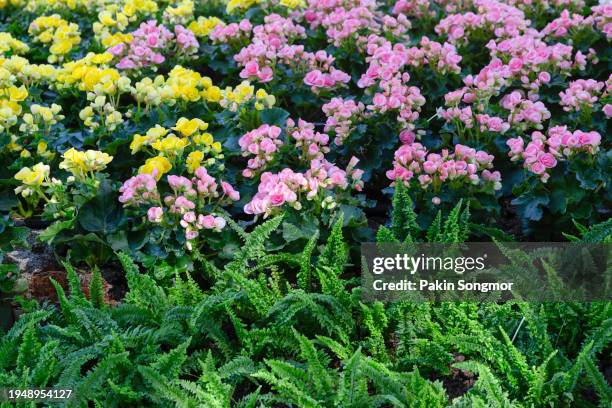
[0,0,610,406]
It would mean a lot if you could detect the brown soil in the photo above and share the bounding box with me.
[25,268,116,306]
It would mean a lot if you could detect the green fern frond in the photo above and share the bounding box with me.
[89,267,105,309]
[298,232,319,291]
[391,182,419,242]
[317,214,348,276]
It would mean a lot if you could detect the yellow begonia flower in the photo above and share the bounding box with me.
[130,125,168,154]
[83,150,113,171]
[14,162,49,187]
[139,156,172,180]
[49,40,73,55]
[280,0,305,8]
[151,135,189,155]
[192,132,213,146]
[227,0,259,13]
[186,150,204,173]
[130,134,150,154]
[59,148,113,177]
[9,86,28,101]
[91,52,114,64]
[202,86,222,102]
[172,118,208,137]
[101,33,133,48]
[188,16,223,37]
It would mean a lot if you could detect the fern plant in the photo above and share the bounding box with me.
[376,183,472,243]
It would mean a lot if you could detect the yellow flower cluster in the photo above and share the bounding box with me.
[187,16,223,38]
[122,0,158,18]
[14,162,50,196]
[59,148,113,179]
[226,0,259,14]
[22,0,97,13]
[28,15,81,63]
[0,55,56,90]
[132,76,175,108]
[55,53,132,131]
[57,52,120,92]
[18,104,64,143]
[167,66,222,103]
[134,117,223,176]
[220,81,276,112]
[132,66,222,108]
[93,0,157,43]
[0,64,27,132]
[139,156,171,180]
[130,125,169,154]
[19,63,57,87]
[30,104,64,125]
[163,0,194,25]
[0,32,29,55]
[280,0,305,9]
[79,92,127,131]
[0,0,21,9]
[100,32,133,49]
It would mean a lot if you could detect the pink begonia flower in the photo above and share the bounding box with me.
[221,181,240,201]
[387,142,501,191]
[239,125,284,177]
[147,207,163,222]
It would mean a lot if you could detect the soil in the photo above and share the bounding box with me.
[26,269,116,306]
[498,198,524,240]
[4,229,120,313]
[439,354,476,400]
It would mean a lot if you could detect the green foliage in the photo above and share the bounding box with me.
[563,218,612,242]
[377,185,477,243]
[1,205,610,407]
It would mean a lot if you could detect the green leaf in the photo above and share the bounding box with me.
[512,192,550,221]
[38,219,75,244]
[78,180,124,234]
[259,108,290,127]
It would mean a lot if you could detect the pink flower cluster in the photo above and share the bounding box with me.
[233,14,350,87]
[591,5,612,39]
[303,66,350,93]
[244,169,306,215]
[322,97,366,145]
[286,118,330,161]
[239,124,284,178]
[233,14,305,83]
[501,91,551,130]
[210,19,253,44]
[486,35,592,94]
[119,173,159,205]
[358,35,462,86]
[392,0,435,18]
[244,156,364,217]
[541,9,595,38]
[453,59,512,101]
[559,79,605,113]
[435,0,530,44]
[507,126,601,182]
[120,168,239,249]
[109,21,198,69]
[386,142,502,192]
[367,73,426,129]
[475,114,510,133]
[356,36,430,129]
[175,25,199,52]
[438,106,475,128]
[405,36,462,75]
